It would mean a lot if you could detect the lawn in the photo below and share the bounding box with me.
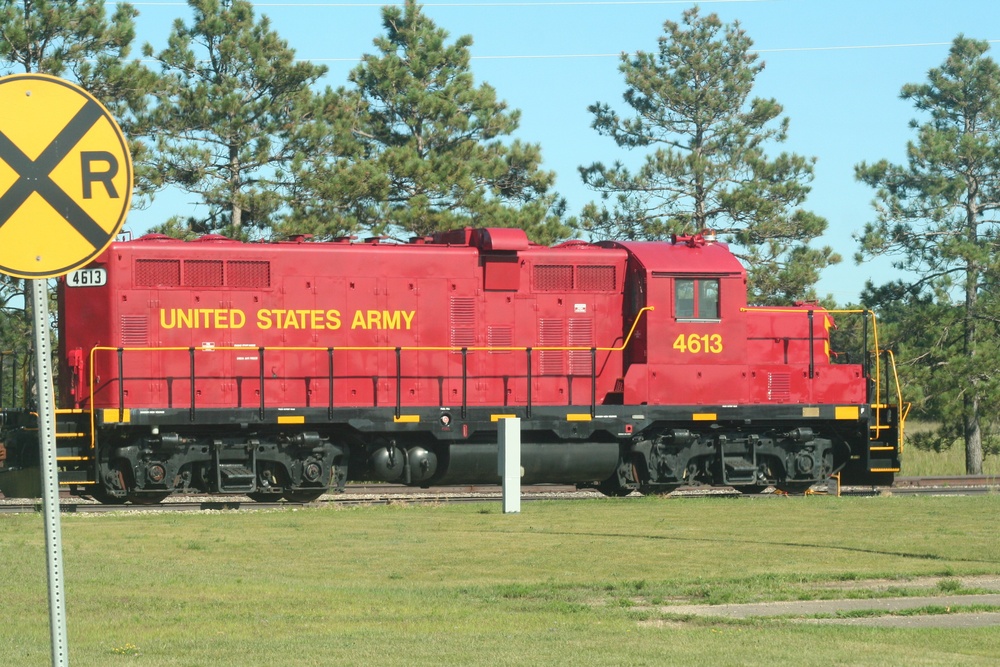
[2,494,999,666]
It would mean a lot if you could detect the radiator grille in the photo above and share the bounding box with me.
[227,260,271,288]
[534,265,573,291]
[184,260,224,286]
[577,265,616,291]
[135,259,180,287]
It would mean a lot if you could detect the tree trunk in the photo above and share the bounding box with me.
[964,394,984,475]
[963,197,983,475]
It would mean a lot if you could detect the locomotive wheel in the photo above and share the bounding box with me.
[283,489,325,503]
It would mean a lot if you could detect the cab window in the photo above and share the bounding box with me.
[675,278,719,320]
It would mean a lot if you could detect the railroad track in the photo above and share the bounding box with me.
[0,484,590,515]
[0,477,996,514]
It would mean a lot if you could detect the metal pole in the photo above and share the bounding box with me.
[497,417,521,513]
[31,279,69,666]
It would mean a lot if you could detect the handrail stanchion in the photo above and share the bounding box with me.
[526,347,532,419]
[808,310,815,379]
[189,347,196,421]
[461,347,468,420]
[590,346,597,417]
[258,347,265,420]
[117,347,124,421]
[327,347,334,420]
[395,346,402,419]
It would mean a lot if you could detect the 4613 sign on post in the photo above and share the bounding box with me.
[0,73,133,279]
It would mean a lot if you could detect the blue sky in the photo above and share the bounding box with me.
[126,0,1000,304]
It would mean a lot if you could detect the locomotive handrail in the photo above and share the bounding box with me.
[884,349,908,453]
[85,306,655,444]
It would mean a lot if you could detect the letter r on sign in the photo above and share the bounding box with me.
[81,151,119,199]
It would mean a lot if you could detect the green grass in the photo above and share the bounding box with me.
[2,495,1000,666]
[901,421,1000,476]
[902,441,1000,477]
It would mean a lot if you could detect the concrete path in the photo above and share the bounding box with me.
[662,594,1000,628]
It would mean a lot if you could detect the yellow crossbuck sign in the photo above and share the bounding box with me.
[0,73,132,279]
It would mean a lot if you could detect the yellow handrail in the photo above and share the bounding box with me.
[884,349,909,453]
[85,307,656,445]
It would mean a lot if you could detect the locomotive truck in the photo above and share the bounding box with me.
[0,227,904,502]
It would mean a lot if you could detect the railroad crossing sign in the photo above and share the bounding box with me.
[0,73,133,279]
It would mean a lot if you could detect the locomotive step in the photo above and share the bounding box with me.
[723,457,758,484]
[868,458,900,472]
[218,464,256,493]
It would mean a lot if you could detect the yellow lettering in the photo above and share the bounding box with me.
[160,308,246,329]
[346,309,417,330]
[382,310,400,330]
[257,309,273,329]
[326,310,341,330]
[282,310,301,329]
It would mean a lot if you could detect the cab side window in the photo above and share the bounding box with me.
[675,278,720,320]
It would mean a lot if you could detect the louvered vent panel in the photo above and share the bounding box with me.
[768,372,791,402]
[538,318,565,375]
[135,259,180,287]
[568,318,594,375]
[534,265,573,291]
[488,325,512,354]
[184,260,224,286]
[120,315,149,346]
[577,265,616,291]
[227,260,271,288]
[450,297,476,348]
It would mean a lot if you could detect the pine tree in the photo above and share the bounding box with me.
[307,0,570,243]
[579,6,836,304]
[0,1,156,405]
[0,0,155,133]
[855,36,1000,475]
[143,0,328,238]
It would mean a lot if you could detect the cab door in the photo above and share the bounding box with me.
[646,273,747,405]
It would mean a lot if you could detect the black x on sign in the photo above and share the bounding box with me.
[0,74,132,279]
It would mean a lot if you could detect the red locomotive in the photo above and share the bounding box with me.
[0,227,903,502]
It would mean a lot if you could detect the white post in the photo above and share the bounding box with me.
[32,279,69,666]
[497,417,521,513]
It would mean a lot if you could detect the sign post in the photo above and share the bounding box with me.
[0,73,133,667]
